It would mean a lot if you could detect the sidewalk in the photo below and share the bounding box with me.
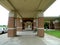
[0,31,60,45]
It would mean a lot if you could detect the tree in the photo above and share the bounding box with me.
[44,22,49,29]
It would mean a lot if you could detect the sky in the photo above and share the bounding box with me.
[0,0,60,25]
[0,5,9,25]
[44,0,60,17]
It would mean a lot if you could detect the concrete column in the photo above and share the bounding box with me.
[37,12,44,37]
[16,18,22,31]
[8,11,16,37]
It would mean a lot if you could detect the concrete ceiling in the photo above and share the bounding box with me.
[0,0,55,18]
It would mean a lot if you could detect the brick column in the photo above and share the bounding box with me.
[37,17,44,37]
[8,11,16,37]
[33,19,36,30]
[20,18,22,30]
[37,12,44,37]
[54,22,60,29]
[16,18,22,31]
[49,21,54,29]
[53,20,60,29]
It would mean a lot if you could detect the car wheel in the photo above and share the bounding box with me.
[2,31,4,34]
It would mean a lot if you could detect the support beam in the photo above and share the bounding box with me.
[7,0,23,18]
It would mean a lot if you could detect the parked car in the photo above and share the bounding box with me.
[3,29,8,32]
[0,28,8,34]
[3,28,8,33]
[0,28,4,34]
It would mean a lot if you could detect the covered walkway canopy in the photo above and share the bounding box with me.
[0,0,55,37]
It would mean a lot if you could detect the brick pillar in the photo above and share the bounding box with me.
[37,17,44,37]
[54,22,60,29]
[16,18,22,31]
[20,18,22,30]
[8,11,16,37]
[49,21,54,29]
[33,19,36,30]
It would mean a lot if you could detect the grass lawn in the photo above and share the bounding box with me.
[45,30,60,38]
